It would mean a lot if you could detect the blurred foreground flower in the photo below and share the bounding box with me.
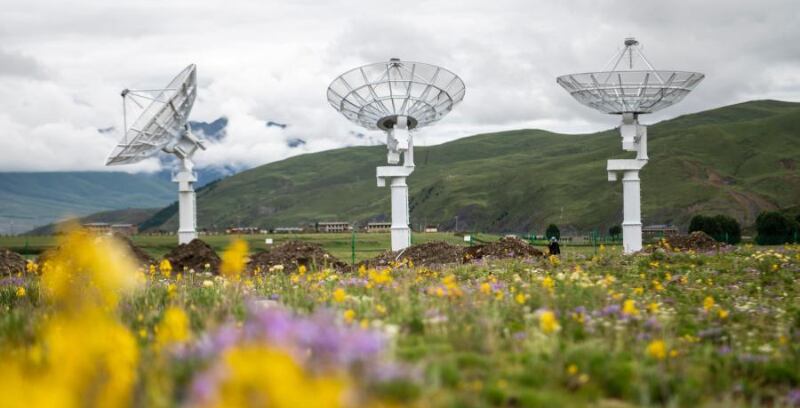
[220,239,249,281]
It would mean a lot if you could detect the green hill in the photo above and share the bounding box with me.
[143,100,800,234]
[0,172,174,234]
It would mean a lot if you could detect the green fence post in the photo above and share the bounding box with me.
[351,229,356,267]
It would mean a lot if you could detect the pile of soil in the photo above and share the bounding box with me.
[655,231,722,252]
[363,241,465,268]
[248,241,346,273]
[113,234,155,267]
[464,236,545,261]
[164,239,221,273]
[0,249,26,275]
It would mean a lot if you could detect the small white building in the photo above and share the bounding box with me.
[366,222,391,233]
[318,222,352,233]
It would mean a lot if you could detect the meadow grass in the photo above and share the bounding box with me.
[1,234,798,407]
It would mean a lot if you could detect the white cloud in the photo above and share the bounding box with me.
[0,0,798,171]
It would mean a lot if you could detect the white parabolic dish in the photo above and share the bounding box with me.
[106,64,197,165]
[327,58,465,131]
[556,39,704,115]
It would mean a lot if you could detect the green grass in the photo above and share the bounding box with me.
[2,237,798,407]
[0,232,612,262]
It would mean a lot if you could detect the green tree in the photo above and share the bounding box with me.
[755,211,793,245]
[712,214,741,244]
[545,224,560,240]
[608,225,622,240]
[689,214,740,244]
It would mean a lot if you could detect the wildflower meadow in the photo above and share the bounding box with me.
[1,231,799,407]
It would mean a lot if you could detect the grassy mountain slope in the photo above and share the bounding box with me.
[145,100,800,234]
[0,172,174,234]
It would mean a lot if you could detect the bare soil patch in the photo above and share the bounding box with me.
[464,236,545,261]
[248,240,346,273]
[0,249,26,275]
[165,239,221,274]
[653,231,725,252]
[362,241,465,268]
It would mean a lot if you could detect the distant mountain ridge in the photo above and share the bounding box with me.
[140,100,800,235]
[0,172,175,234]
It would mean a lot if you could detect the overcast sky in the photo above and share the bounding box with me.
[1,0,798,172]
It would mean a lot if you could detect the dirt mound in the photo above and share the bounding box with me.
[248,241,346,273]
[165,239,221,273]
[655,231,722,252]
[363,241,465,268]
[0,249,26,275]
[464,237,544,261]
[113,234,155,267]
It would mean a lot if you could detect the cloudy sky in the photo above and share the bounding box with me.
[1,0,798,173]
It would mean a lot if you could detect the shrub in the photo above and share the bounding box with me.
[688,214,741,244]
[755,212,796,245]
[608,225,622,240]
[546,224,560,240]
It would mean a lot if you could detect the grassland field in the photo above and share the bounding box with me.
[0,232,613,262]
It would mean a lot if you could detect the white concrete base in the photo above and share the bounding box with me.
[173,167,198,245]
[377,165,414,252]
[607,160,646,254]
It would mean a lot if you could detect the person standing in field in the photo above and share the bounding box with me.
[548,237,561,256]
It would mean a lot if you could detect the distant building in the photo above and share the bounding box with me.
[317,222,352,233]
[274,227,304,234]
[366,222,391,233]
[111,224,138,236]
[424,225,439,233]
[643,224,679,239]
[83,222,111,235]
[226,227,260,235]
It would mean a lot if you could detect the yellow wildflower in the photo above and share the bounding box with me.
[703,296,715,312]
[622,299,639,317]
[567,364,578,375]
[155,306,191,350]
[541,276,555,293]
[646,340,667,360]
[201,345,346,408]
[332,288,346,303]
[718,309,729,319]
[539,310,560,334]
[15,286,26,297]
[343,309,356,324]
[298,264,307,275]
[515,293,527,305]
[160,258,173,278]
[220,240,249,282]
[479,282,492,295]
[647,302,659,314]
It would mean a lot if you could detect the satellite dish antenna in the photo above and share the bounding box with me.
[328,58,465,251]
[557,38,704,254]
[105,64,206,244]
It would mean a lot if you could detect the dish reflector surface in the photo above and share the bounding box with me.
[327,59,465,130]
[106,64,197,165]
[557,39,703,114]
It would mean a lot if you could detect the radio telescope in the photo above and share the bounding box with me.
[557,38,704,254]
[328,58,465,251]
[106,64,206,244]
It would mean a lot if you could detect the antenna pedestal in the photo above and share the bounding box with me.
[173,159,199,245]
[377,165,414,251]
[607,114,648,254]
